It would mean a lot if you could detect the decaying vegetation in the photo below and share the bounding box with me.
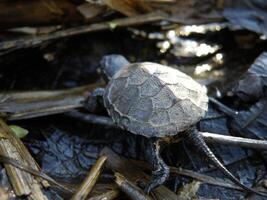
[0,0,267,199]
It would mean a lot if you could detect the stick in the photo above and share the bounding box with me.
[200,132,267,150]
[100,147,178,200]
[209,97,238,116]
[171,167,241,191]
[71,156,107,200]
[130,159,246,192]
[67,111,267,150]
[0,83,103,120]
[66,111,116,128]
[0,12,168,51]
[0,119,48,199]
[115,172,152,200]
[172,167,267,193]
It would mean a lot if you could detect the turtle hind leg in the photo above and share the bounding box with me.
[186,128,267,197]
[144,139,170,194]
[84,88,105,112]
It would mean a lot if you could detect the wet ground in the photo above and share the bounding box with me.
[1,23,267,199]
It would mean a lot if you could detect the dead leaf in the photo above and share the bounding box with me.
[233,52,267,102]
[231,98,267,140]
[77,3,106,21]
[167,0,223,24]
[104,0,152,16]
[177,181,201,200]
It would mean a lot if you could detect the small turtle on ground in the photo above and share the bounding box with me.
[86,54,266,197]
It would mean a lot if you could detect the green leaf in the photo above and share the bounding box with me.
[9,125,29,138]
[108,22,118,30]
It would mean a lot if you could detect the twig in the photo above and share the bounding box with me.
[200,132,267,150]
[173,167,267,194]
[67,111,267,150]
[100,147,178,200]
[66,111,116,128]
[71,156,107,200]
[209,97,238,116]
[0,12,168,51]
[171,167,241,191]
[130,159,249,192]
[0,154,74,194]
[115,172,152,200]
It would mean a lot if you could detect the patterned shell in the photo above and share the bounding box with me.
[103,62,209,137]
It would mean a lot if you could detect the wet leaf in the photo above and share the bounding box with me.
[168,0,223,24]
[189,104,258,198]
[77,3,105,21]
[223,1,267,35]
[24,120,149,182]
[231,98,267,140]
[198,104,248,167]
[197,158,262,199]
[26,128,98,181]
[233,52,267,101]
[9,125,28,138]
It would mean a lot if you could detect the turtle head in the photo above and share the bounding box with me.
[100,54,130,80]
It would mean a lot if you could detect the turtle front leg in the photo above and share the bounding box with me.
[144,138,170,194]
[84,88,105,112]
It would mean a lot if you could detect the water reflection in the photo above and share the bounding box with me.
[194,64,212,75]
[177,23,227,36]
[170,39,219,57]
[129,23,241,91]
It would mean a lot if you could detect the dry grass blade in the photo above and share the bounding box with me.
[171,167,241,191]
[0,12,168,51]
[0,155,74,194]
[200,132,267,150]
[0,119,48,199]
[171,167,267,194]
[71,156,107,200]
[0,83,102,120]
[115,172,152,200]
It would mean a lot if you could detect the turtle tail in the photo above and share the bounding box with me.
[186,128,267,197]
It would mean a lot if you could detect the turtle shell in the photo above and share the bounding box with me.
[103,62,208,138]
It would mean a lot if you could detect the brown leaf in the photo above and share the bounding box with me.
[104,0,152,16]
[77,3,106,21]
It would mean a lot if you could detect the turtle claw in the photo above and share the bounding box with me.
[144,165,170,194]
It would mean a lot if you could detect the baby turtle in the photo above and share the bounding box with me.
[87,55,266,196]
